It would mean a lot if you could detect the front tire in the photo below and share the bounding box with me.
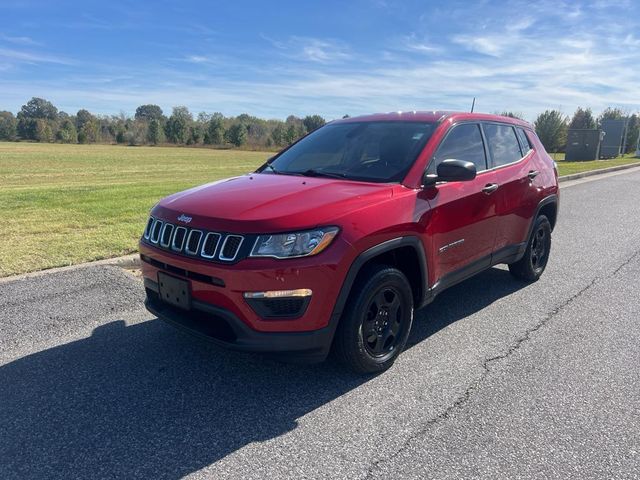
[509,215,552,281]
[333,265,414,374]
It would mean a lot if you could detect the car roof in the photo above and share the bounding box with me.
[332,111,533,129]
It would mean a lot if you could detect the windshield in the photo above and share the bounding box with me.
[259,121,436,183]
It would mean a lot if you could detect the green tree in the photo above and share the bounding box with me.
[147,118,163,145]
[225,123,247,147]
[597,107,624,127]
[188,124,204,145]
[204,115,225,145]
[19,97,58,120]
[17,97,58,140]
[35,119,53,142]
[303,114,325,132]
[75,109,100,143]
[135,104,164,122]
[56,118,77,143]
[165,106,192,144]
[0,111,17,140]
[284,123,297,144]
[569,107,596,130]
[534,110,567,153]
[271,122,286,147]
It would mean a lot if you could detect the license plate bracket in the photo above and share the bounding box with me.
[158,272,191,310]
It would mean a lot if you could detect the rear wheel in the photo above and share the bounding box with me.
[509,215,552,281]
[333,265,414,374]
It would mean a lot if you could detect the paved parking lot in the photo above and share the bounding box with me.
[1,169,639,479]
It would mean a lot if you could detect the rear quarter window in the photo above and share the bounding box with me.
[483,124,522,167]
[516,128,532,155]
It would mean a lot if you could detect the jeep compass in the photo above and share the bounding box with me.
[140,111,559,373]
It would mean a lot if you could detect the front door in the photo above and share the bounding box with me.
[421,122,499,288]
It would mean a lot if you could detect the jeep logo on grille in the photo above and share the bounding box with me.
[177,214,192,224]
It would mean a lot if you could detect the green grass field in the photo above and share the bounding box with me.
[553,153,639,175]
[1,142,639,277]
[0,142,268,277]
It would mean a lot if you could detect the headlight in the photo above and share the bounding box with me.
[250,227,339,259]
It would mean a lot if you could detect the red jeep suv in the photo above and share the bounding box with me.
[140,112,559,373]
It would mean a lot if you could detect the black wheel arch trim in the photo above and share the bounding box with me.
[528,194,558,240]
[328,236,429,336]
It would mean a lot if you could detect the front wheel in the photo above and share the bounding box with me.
[333,265,414,374]
[509,215,552,281]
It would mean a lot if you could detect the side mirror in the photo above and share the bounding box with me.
[423,159,477,187]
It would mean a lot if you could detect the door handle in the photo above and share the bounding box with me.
[482,183,499,194]
[528,170,540,180]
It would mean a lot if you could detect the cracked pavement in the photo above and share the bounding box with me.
[1,168,640,479]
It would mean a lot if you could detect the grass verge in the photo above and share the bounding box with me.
[1,142,639,277]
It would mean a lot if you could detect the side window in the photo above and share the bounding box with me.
[516,128,532,156]
[483,124,522,167]
[430,123,487,173]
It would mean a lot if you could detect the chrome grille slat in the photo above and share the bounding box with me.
[185,230,203,255]
[201,232,221,258]
[144,217,154,240]
[219,235,244,261]
[172,227,187,252]
[160,223,174,248]
[150,219,163,244]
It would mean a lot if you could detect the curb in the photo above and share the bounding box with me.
[0,253,140,284]
[558,162,640,183]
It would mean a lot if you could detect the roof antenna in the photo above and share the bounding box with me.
[470,97,476,113]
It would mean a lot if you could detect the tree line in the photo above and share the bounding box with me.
[0,97,637,155]
[0,97,327,149]
[501,107,639,154]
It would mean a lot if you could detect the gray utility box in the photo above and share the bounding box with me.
[600,119,628,159]
[566,129,602,161]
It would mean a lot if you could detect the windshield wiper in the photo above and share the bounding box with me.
[296,169,348,179]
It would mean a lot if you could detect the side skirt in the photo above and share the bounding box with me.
[424,241,526,305]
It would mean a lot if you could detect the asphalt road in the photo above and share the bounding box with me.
[1,168,639,479]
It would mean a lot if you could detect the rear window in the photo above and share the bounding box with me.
[483,124,523,167]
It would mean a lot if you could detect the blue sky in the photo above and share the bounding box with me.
[1,0,638,121]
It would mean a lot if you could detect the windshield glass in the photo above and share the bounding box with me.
[259,121,436,183]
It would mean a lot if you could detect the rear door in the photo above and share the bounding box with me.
[482,123,540,254]
[421,122,500,287]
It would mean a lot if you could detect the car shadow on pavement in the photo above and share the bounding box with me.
[0,267,526,479]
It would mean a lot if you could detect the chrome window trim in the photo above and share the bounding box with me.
[150,219,163,244]
[144,216,155,240]
[171,226,188,252]
[219,235,244,261]
[200,232,222,259]
[185,229,204,255]
[160,223,175,248]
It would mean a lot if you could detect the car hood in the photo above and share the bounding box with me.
[153,173,394,233]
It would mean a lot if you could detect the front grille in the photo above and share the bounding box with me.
[143,217,246,263]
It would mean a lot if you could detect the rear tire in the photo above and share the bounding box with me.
[509,215,552,281]
[333,265,414,374]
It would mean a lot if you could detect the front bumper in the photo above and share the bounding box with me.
[145,278,334,360]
